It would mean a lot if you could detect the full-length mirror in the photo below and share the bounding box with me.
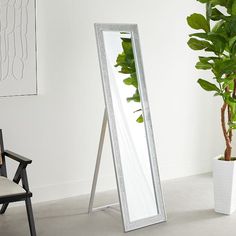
[95,23,166,231]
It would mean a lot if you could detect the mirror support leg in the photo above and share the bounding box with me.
[88,109,108,214]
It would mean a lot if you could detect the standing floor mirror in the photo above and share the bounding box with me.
[94,23,166,232]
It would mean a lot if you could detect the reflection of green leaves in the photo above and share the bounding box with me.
[114,36,143,123]
[127,89,141,102]
[136,115,143,123]
[115,53,126,67]
[122,41,133,55]
[123,74,138,88]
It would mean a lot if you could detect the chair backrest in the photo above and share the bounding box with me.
[0,130,7,177]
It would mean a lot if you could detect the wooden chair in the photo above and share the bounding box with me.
[0,130,36,236]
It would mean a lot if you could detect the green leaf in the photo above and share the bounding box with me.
[127,96,140,102]
[197,79,221,92]
[206,2,213,22]
[190,33,226,51]
[123,77,138,88]
[187,13,210,32]
[212,58,236,77]
[119,67,135,74]
[232,1,236,15]
[227,0,235,14]
[115,53,126,67]
[228,122,236,129]
[217,59,236,75]
[195,61,212,69]
[210,8,226,20]
[211,0,228,7]
[127,89,140,103]
[219,74,236,88]
[127,95,140,102]
[228,96,236,103]
[232,43,236,55]
[136,115,144,123]
[225,16,236,37]
[121,37,131,43]
[189,33,208,39]
[122,41,133,56]
[197,0,210,3]
[208,33,226,53]
[131,72,137,79]
[212,20,225,33]
[199,56,219,62]
[229,35,236,48]
[123,77,134,85]
[232,107,236,121]
[223,79,234,89]
[187,38,212,50]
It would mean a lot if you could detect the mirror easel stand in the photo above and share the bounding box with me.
[88,108,119,214]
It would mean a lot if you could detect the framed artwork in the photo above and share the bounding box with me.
[0,0,37,97]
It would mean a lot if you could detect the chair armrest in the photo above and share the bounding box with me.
[4,150,32,165]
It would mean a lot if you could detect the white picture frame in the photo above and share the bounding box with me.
[0,0,37,97]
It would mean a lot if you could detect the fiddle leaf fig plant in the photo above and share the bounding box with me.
[115,36,143,123]
[187,0,236,161]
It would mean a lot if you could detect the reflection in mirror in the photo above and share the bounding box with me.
[103,31,158,222]
[95,24,166,231]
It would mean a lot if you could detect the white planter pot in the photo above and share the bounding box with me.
[213,156,236,214]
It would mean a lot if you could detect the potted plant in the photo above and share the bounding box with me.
[187,0,236,214]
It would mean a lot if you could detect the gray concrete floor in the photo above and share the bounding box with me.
[0,174,235,236]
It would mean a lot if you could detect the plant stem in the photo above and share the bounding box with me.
[225,85,233,142]
[228,105,233,142]
[221,102,232,161]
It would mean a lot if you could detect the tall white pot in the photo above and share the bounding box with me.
[213,156,236,214]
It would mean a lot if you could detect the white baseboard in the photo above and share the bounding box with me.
[9,171,211,207]
[31,175,116,204]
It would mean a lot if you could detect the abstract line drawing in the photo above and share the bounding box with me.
[0,0,36,96]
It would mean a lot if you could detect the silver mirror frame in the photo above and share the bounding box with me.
[94,23,166,232]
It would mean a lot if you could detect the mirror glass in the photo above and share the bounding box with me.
[103,31,157,222]
[95,24,166,231]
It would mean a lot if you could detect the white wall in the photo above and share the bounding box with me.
[0,0,225,203]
